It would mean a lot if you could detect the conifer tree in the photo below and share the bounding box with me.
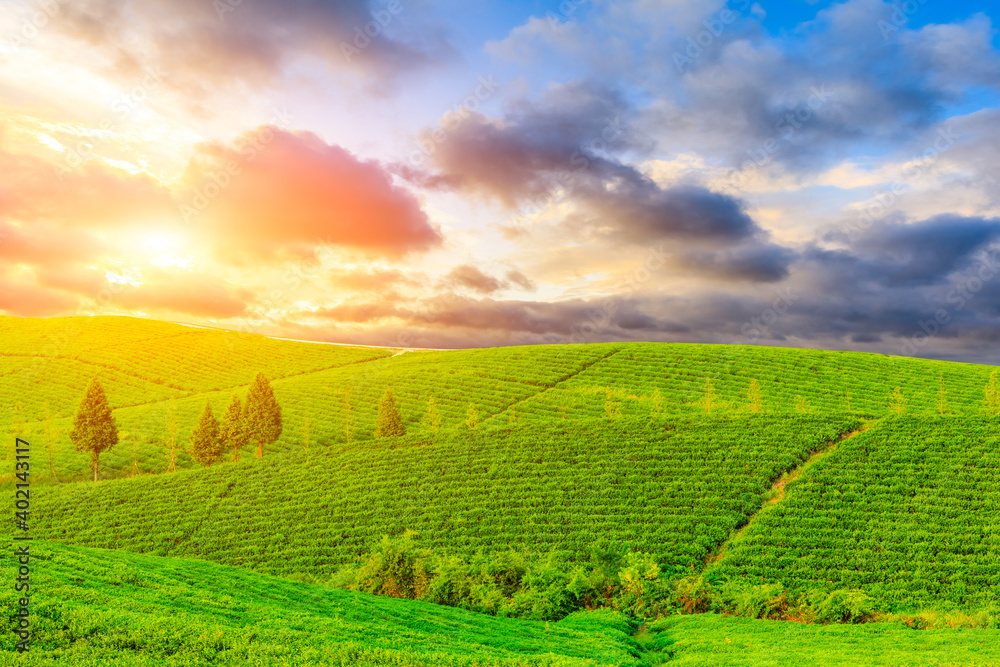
[422,396,441,433]
[70,379,118,482]
[747,379,762,413]
[465,402,479,430]
[984,370,1000,417]
[189,400,223,467]
[375,386,406,438]
[220,394,248,462]
[244,373,283,458]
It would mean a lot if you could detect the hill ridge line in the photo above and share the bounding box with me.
[704,424,870,569]
[486,346,626,424]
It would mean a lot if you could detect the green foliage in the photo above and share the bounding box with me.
[188,400,222,467]
[244,372,282,458]
[642,613,1000,666]
[465,402,479,430]
[889,386,906,415]
[985,370,1000,416]
[0,540,643,666]
[69,379,118,482]
[747,378,762,413]
[709,417,1000,611]
[219,394,247,462]
[32,417,858,588]
[374,386,406,438]
[422,396,442,432]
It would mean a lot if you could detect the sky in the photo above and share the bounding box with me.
[1,0,1000,363]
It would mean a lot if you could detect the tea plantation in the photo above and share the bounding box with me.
[5,315,1000,664]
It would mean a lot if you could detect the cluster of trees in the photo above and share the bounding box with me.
[69,373,283,481]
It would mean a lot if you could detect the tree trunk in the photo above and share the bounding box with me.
[233,447,240,463]
[256,441,263,458]
[93,452,99,482]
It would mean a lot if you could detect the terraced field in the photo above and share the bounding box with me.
[5,316,999,485]
[31,416,858,579]
[708,416,1000,611]
[501,343,999,421]
[0,540,643,666]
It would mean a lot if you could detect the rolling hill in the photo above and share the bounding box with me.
[6,315,1000,664]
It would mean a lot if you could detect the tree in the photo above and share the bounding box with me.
[604,388,621,419]
[244,372,283,458]
[889,387,906,416]
[747,379,762,413]
[375,386,406,438]
[984,370,1000,417]
[465,402,479,430]
[342,389,354,444]
[650,387,663,416]
[164,399,179,473]
[421,396,441,433]
[300,414,312,451]
[700,378,715,414]
[41,402,60,483]
[220,394,248,462]
[70,379,118,482]
[189,400,223,467]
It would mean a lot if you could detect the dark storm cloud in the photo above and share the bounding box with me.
[414,79,781,280]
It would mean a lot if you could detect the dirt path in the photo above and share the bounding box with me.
[704,426,868,567]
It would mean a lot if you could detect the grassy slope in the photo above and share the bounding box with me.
[641,614,1000,666]
[0,541,642,666]
[708,416,1000,611]
[31,416,858,579]
[4,316,1000,485]
[2,542,998,666]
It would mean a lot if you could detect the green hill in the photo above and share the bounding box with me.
[708,416,1000,611]
[3,315,999,485]
[32,416,858,579]
[3,541,999,666]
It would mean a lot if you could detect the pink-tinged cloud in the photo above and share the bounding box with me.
[0,275,79,316]
[0,144,177,229]
[108,271,253,318]
[183,127,443,262]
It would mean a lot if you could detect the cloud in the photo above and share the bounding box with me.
[0,144,177,230]
[109,270,253,318]
[443,265,508,295]
[328,268,424,293]
[50,0,450,106]
[0,273,79,316]
[183,127,442,262]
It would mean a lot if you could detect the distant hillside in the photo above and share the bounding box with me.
[2,315,998,484]
[33,416,855,579]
